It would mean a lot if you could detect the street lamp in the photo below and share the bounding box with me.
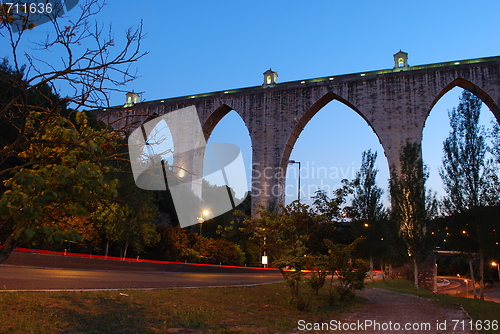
[492,262,500,283]
[464,279,469,299]
[288,160,301,202]
[256,227,269,268]
[197,210,210,236]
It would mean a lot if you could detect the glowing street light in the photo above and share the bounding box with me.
[492,262,500,283]
[197,210,210,236]
[464,279,469,299]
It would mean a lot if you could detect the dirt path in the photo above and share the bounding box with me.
[289,288,476,333]
[337,289,474,334]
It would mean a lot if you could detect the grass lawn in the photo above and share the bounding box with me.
[0,281,361,334]
[1,279,498,333]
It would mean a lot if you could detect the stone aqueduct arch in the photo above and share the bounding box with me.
[96,55,500,214]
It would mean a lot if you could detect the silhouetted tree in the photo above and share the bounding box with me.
[0,0,146,263]
[390,142,437,290]
[439,90,499,298]
[346,150,388,282]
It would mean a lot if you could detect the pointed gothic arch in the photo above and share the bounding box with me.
[427,77,500,124]
[280,92,382,172]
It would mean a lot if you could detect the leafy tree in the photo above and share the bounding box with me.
[439,90,499,298]
[181,233,243,264]
[310,185,353,248]
[243,202,324,308]
[90,151,161,258]
[93,190,159,259]
[154,225,191,260]
[489,120,500,167]
[306,253,329,297]
[215,205,261,265]
[24,209,101,253]
[312,181,351,223]
[380,217,408,278]
[0,0,146,263]
[150,225,244,264]
[243,201,322,264]
[0,106,120,262]
[325,239,367,303]
[272,240,310,310]
[390,142,437,290]
[210,239,245,264]
[345,150,388,282]
[347,150,387,223]
[243,200,368,309]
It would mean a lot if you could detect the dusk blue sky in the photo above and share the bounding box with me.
[4,0,500,208]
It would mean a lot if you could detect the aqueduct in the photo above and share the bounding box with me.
[95,52,500,213]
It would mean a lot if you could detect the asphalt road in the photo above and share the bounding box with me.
[438,277,469,297]
[0,267,283,291]
[437,276,500,302]
[0,251,283,292]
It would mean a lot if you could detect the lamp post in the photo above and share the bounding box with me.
[464,279,469,299]
[492,262,500,283]
[288,160,301,202]
[197,216,204,236]
[197,210,210,236]
[258,227,268,268]
[262,235,268,269]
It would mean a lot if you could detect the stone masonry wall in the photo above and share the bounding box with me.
[94,57,500,214]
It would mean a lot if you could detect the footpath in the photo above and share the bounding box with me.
[288,288,476,334]
[336,288,475,333]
